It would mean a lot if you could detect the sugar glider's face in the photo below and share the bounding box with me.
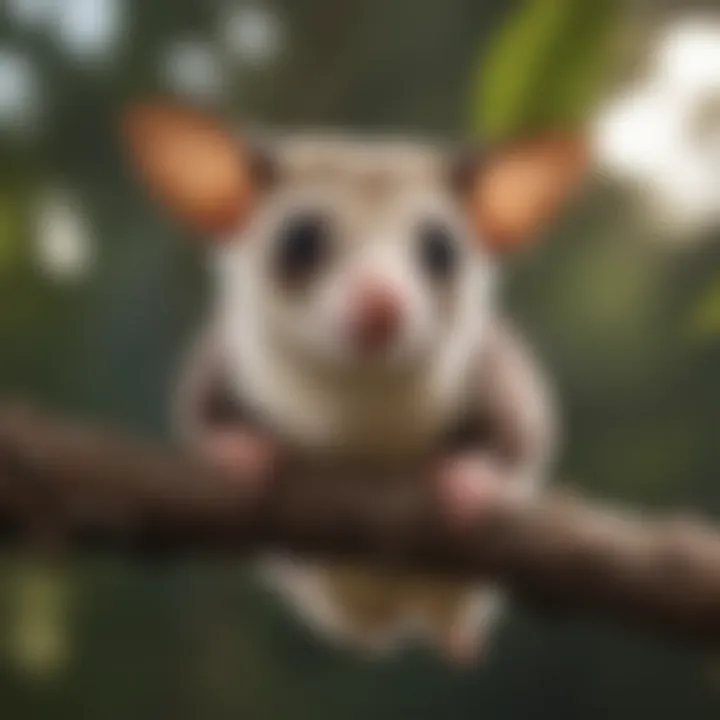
[123,102,587,371]
[216,137,494,371]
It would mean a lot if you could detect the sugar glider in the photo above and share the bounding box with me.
[123,104,586,663]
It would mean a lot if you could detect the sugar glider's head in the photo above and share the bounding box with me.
[216,135,498,372]
[123,104,587,374]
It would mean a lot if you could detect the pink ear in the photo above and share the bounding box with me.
[467,134,588,254]
[122,103,256,237]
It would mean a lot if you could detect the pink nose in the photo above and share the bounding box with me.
[349,280,403,353]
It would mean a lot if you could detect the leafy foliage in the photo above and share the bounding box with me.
[474,0,622,138]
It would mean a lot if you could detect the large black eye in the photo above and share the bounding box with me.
[274,211,331,283]
[418,221,457,281]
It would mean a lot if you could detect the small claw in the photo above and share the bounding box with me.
[436,455,506,531]
[199,429,277,497]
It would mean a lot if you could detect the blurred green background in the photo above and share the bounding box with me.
[1,0,720,718]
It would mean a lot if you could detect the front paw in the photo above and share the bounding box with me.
[197,428,278,498]
[435,453,520,531]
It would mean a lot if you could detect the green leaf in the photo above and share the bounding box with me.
[474,0,622,139]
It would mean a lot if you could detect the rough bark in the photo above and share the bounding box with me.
[0,404,719,648]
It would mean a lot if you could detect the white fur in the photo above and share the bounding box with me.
[214,250,494,452]
[203,137,511,656]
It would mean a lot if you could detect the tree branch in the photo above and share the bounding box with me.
[0,403,719,649]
